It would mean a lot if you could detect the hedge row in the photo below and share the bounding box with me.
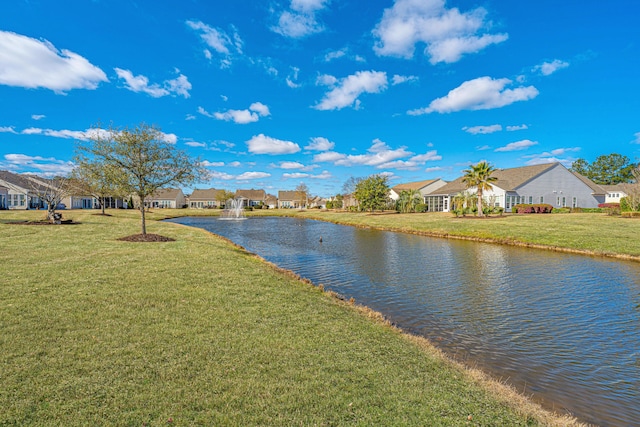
[512,204,554,214]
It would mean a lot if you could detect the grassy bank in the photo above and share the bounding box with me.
[0,210,579,426]
[263,209,640,260]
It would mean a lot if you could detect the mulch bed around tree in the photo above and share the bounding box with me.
[117,233,176,242]
[2,220,76,225]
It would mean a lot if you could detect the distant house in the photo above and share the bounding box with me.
[278,190,305,208]
[236,189,266,207]
[308,195,327,209]
[145,188,186,209]
[189,188,223,208]
[265,194,278,209]
[600,184,628,204]
[389,179,447,201]
[342,193,359,210]
[0,170,45,209]
[425,162,606,213]
[0,185,8,209]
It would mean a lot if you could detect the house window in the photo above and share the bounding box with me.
[539,196,544,204]
[557,197,561,207]
[528,196,533,204]
[572,197,577,208]
[562,197,566,207]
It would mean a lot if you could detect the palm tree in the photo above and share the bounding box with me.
[462,161,497,217]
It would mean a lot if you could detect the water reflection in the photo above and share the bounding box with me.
[167,216,640,427]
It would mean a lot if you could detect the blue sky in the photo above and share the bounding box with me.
[1,0,639,197]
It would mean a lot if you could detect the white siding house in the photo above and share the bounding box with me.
[425,162,606,213]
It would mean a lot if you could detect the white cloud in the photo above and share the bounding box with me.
[278,161,306,169]
[325,48,347,62]
[0,126,17,133]
[201,160,225,167]
[633,132,640,144]
[2,153,74,176]
[305,136,335,151]
[204,102,271,124]
[19,126,177,144]
[282,172,309,179]
[286,67,302,88]
[0,30,107,93]
[392,74,419,85]
[507,124,528,131]
[410,150,442,162]
[272,0,329,38]
[476,145,491,151]
[533,59,569,76]
[31,114,45,121]
[372,0,508,64]
[237,171,271,180]
[312,138,424,170]
[409,76,538,114]
[312,151,346,163]
[246,134,301,155]
[463,124,502,134]
[185,141,206,148]
[209,171,235,180]
[21,127,87,140]
[186,20,243,65]
[314,70,388,110]
[115,68,191,98]
[316,74,338,86]
[425,166,445,173]
[283,170,331,179]
[494,139,538,152]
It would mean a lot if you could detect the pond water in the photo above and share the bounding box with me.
[167,216,640,427]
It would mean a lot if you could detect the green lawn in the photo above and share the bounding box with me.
[0,210,582,426]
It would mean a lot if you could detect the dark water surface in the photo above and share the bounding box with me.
[167,216,640,426]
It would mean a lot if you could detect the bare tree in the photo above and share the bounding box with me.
[71,159,122,215]
[621,167,640,212]
[28,176,71,222]
[295,182,309,209]
[77,123,207,236]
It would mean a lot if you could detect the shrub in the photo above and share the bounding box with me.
[620,197,640,212]
[598,203,620,209]
[513,203,553,214]
[622,211,640,218]
[326,201,334,209]
[596,203,620,215]
[553,207,571,214]
[415,203,427,213]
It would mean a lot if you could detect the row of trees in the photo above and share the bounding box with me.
[570,153,637,185]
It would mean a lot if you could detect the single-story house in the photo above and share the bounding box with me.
[236,189,266,207]
[145,188,186,209]
[0,185,8,209]
[389,178,448,201]
[342,193,359,209]
[308,195,327,209]
[278,190,305,208]
[600,184,628,204]
[425,162,606,213]
[189,188,223,208]
[0,170,46,209]
[265,194,278,209]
